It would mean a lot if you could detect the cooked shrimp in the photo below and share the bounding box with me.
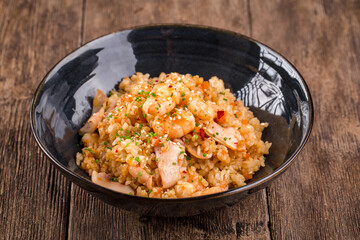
[187,97,215,120]
[81,133,99,148]
[128,166,153,189]
[79,106,104,135]
[105,94,119,114]
[152,108,195,139]
[175,181,196,198]
[92,89,107,114]
[130,82,152,95]
[155,141,183,188]
[142,83,181,116]
[91,171,134,194]
[192,181,228,196]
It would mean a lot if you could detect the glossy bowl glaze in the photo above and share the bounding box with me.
[30,25,313,217]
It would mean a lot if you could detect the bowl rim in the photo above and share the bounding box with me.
[30,23,314,202]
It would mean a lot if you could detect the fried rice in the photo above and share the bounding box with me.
[76,72,271,198]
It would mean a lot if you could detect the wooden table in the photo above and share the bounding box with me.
[1,0,359,239]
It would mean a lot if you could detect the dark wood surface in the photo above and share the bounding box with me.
[0,0,359,239]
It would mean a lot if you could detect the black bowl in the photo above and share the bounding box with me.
[30,24,313,217]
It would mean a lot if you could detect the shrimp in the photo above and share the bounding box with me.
[105,94,119,114]
[119,73,151,95]
[152,108,195,139]
[79,90,107,135]
[129,81,152,95]
[128,166,153,189]
[175,181,197,198]
[142,83,181,116]
[92,89,107,114]
[91,171,134,195]
[81,133,99,148]
[187,96,215,120]
[192,181,228,197]
[79,106,104,135]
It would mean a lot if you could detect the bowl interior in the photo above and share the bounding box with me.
[31,25,312,196]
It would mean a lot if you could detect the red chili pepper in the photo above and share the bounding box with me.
[183,171,187,174]
[217,110,225,119]
[200,128,205,140]
[169,85,172,88]
[216,110,226,124]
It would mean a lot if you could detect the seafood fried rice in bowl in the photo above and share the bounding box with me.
[30,25,313,216]
[77,72,272,198]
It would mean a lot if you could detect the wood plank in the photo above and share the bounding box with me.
[0,0,82,239]
[68,1,270,239]
[82,0,251,42]
[68,185,270,240]
[250,0,360,239]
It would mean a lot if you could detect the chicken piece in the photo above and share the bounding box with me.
[205,121,244,151]
[155,141,184,188]
[173,139,212,159]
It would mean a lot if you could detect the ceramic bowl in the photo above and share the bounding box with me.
[30,25,313,217]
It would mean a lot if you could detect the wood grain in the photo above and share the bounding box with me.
[82,0,251,42]
[251,0,360,239]
[0,0,82,239]
[68,185,270,240]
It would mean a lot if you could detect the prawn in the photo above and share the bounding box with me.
[152,108,195,139]
[130,81,152,96]
[192,181,228,196]
[79,90,107,135]
[79,106,104,135]
[142,83,181,116]
[92,89,107,113]
[187,96,215,120]
[175,181,197,198]
[81,133,99,148]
